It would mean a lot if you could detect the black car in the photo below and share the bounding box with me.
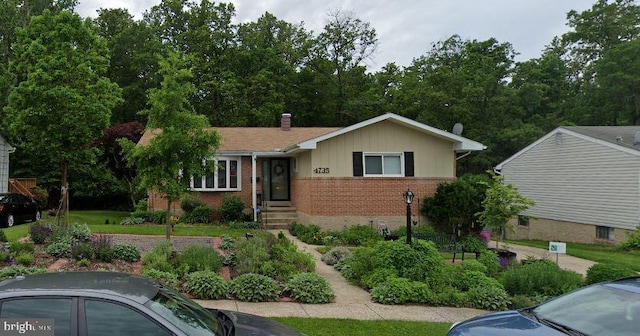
[0,193,41,227]
[0,271,305,336]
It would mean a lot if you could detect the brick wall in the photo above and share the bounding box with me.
[507,217,633,245]
[292,176,452,216]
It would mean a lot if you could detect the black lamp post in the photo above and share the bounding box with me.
[403,189,415,244]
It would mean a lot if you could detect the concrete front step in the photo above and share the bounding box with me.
[263,223,290,230]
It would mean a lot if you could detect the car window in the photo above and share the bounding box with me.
[84,300,172,336]
[0,298,72,336]
[13,194,28,205]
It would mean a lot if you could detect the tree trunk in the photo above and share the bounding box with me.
[165,197,172,240]
[61,161,69,227]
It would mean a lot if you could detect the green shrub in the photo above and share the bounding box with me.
[29,223,53,244]
[131,199,149,218]
[340,225,381,246]
[183,271,229,299]
[335,247,375,282]
[500,261,583,296]
[461,259,488,274]
[15,252,34,266]
[461,236,487,252]
[180,195,205,213]
[69,223,92,242]
[455,270,503,292]
[70,241,94,260]
[90,235,114,262]
[0,230,7,243]
[619,226,640,250]
[433,287,466,307]
[585,263,638,285]
[288,222,304,236]
[321,246,352,266]
[141,269,180,289]
[360,268,398,289]
[370,240,444,282]
[371,277,413,304]
[219,195,244,222]
[150,210,167,224]
[183,204,213,224]
[113,244,140,262]
[230,274,279,302]
[8,242,34,255]
[77,258,91,267]
[233,235,271,275]
[291,224,322,245]
[175,244,224,274]
[466,285,511,310]
[46,241,72,258]
[409,281,436,304]
[141,241,174,273]
[218,235,234,250]
[477,249,500,276]
[0,266,46,281]
[285,273,334,303]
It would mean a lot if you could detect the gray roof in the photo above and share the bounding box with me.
[564,126,640,152]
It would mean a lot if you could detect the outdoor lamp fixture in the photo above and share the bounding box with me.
[403,189,415,244]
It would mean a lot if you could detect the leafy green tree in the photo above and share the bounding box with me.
[308,9,378,125]
[121,51,219,239]
[422,174,490,235]
[477,172,535,248]
[4,10,121,223]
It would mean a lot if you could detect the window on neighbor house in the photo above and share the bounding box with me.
[596,226,614,240]
[518,215,529,227]
[191,157,240,191]
[364,153,403,176]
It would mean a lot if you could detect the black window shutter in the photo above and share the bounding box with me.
[404,152,414,177]
[353,152,363,176]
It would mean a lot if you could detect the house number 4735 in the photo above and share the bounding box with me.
[314,167,330,174]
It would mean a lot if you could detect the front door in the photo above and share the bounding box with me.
[262,158,290,201]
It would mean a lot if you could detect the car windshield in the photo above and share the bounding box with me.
[145,286,225,336]
[533,282,640,336]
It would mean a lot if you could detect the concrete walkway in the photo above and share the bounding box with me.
[196,232,596,322]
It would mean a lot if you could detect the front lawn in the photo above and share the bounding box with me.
[273,317,451,336]
[507,239,640,272]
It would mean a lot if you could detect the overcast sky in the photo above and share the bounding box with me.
[76,0,597,70]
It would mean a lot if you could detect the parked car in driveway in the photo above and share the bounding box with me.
[448,276,640,336]
[0,271,304,336]
[0,192,41,227]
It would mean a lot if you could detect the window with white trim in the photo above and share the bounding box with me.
[364,153,403,176]
[191,157,240,191]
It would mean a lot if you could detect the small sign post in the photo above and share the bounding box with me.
[549,241,567,265]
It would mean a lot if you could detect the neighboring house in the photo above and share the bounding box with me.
[0,135,15,193]
[495,126,640,244]
[140,113,485,229]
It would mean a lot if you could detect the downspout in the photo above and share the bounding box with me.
[251,153,257,222]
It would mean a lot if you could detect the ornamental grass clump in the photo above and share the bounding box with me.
[230,273,279,302]
[183,271,229,299]
[175,244,224,274]
[500,259,583,297]
[585,263,637,285]
[321,246,352,266]
[285,273,334,304]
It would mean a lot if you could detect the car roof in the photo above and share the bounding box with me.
[0,272,160,304]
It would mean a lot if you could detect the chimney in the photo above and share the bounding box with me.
[281,113,291,131]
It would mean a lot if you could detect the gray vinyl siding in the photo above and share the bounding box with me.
[501,132,640,231]
[0,138,9,193]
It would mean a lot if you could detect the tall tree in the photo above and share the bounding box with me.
[308,9,378,125]
[121,51,219,239]
[4,10,121,223]
[95,8,164,124]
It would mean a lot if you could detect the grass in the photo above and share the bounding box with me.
[273,317,452,336]
[2,210,255,241]
[507,239,640,272]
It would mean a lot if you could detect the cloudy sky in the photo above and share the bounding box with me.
[76,0,596,70]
